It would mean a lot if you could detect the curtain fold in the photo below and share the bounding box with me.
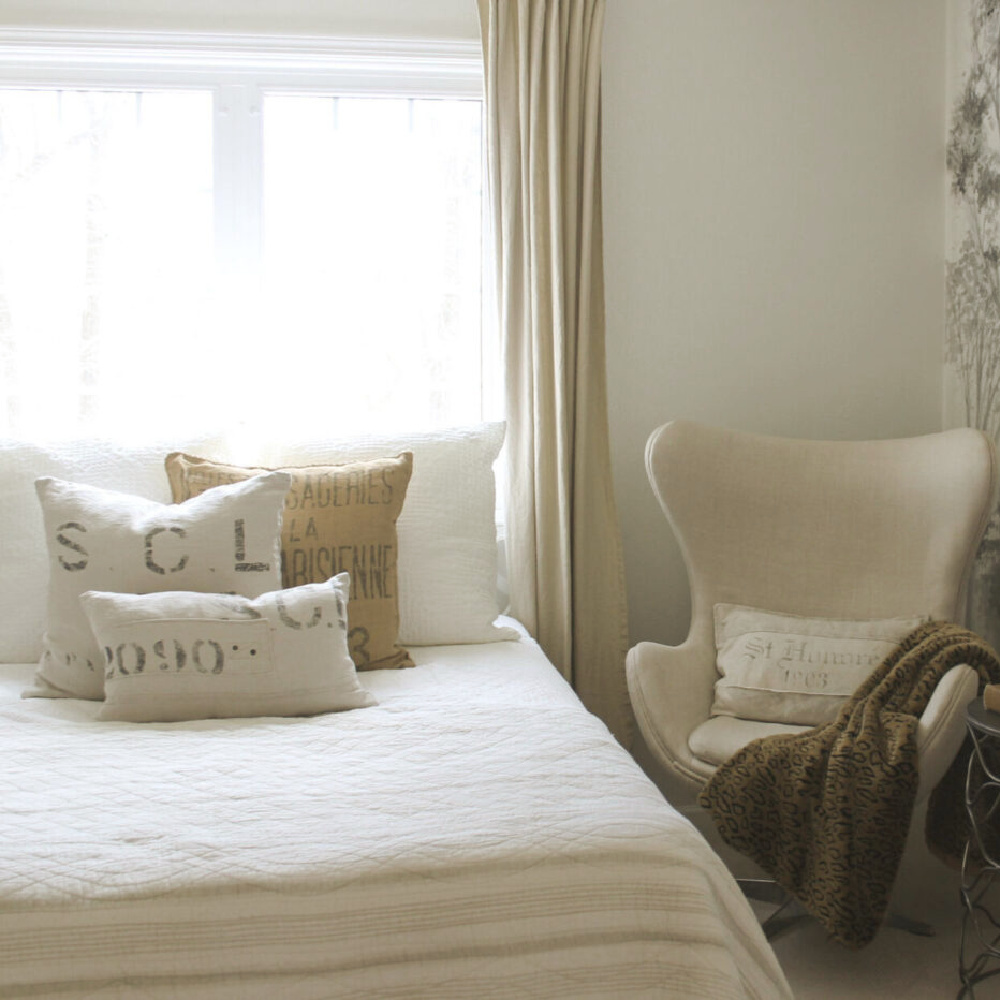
[478,0,631,745]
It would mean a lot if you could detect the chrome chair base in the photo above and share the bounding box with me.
[737,878,935,942]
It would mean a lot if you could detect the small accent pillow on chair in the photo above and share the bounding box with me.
[165,451,413,671]
[712,604,927,725]
[32,472,289,701]
[80,574,375,723]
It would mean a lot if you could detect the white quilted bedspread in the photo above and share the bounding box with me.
[0,632,790,999]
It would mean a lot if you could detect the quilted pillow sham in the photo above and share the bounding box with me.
[0,435,224,665]
[80,574,375,722]
[711,603,927,725]
[262,423,517,646]
[164,452,413,671]
[32,472,288,700]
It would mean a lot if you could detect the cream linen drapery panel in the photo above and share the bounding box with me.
[477,0,631,745]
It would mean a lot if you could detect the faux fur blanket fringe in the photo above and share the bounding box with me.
[698,621,1000,949]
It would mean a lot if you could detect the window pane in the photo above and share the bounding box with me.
[262,94,484,437]
[0,87,214,441]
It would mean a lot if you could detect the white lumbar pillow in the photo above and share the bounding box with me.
[32,472,289,701]
[711,603,927,725]
[264,422,517,646]
[80,574,375,723]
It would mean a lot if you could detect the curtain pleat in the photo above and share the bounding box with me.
[478,0,632,745]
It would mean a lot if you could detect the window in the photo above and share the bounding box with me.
[0,31,491,443]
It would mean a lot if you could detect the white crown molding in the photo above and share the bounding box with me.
[0,28,482,95]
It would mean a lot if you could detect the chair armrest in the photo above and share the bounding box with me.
[626,639,718,795]
[628,643,975,805]
[915,663,977,803]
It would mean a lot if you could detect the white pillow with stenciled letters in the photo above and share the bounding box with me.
[711,604,927,725]
[80,574,375,722]
[31,472,289,701]
[0,435,226,665]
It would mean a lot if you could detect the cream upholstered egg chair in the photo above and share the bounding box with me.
[626,420,997,926]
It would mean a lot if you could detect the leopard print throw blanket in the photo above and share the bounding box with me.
[698,621,1000,949]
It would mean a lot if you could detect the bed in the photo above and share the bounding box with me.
[0,627,790,999]
[0,427,791,999]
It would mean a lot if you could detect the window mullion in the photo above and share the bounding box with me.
[214,80,263,315]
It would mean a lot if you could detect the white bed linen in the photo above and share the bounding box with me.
[0,627,790,999]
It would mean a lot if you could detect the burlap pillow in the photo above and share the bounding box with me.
[165,452,413,670]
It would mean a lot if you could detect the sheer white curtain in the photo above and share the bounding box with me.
[0,41,487,445]
[478,0,631,744]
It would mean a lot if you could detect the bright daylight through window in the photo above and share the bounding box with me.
[0,33,490,444]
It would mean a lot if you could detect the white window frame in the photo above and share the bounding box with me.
[0,27,483,317]
[0,29,498,435]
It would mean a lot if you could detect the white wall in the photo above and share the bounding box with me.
[602,0,948,647]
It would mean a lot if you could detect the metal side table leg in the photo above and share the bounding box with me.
[958,698,1000,999]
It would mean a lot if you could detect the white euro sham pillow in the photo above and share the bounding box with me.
[264,423,517,646]
[32,472,289,700]
[711,604,927,725]
[80,574,375,723]
[0,436,225,664]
